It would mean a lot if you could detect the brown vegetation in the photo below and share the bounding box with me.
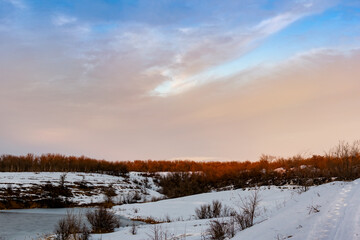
[1,141,360,199]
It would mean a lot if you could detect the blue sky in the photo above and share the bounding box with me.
[0,0,360,161]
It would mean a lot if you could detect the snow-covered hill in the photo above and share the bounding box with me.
[99,180,360,240]
[0,172,163,205]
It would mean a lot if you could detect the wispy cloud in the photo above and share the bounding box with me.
[254,12,302,35]
[149,1,337,96]
[3,0,26,9]
[52,14,77,26]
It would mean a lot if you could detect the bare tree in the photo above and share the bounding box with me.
[327,141,360,179]
[239,189,260,227]
[234,189,261,229]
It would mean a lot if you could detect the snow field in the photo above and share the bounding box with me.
[105,181,360,240]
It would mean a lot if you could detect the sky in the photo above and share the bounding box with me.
[0,0,360,161]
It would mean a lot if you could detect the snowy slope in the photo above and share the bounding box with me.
[100,180,360,240]
[0,172,163,205]
[99,185,297,240]
[113,186,295,222]
[232,180,360,240]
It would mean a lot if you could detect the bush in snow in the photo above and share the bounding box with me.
[207,219,236,240]
[235,189,261,228]
[204,190,261,239]
[147,224,173,240]
[208,220,227,240]
[195,200,226,219]
[54,210,90,240]
[130,222,137,235]
[86,206,120,233]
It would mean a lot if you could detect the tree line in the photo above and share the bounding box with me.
[1,141,360,198]
[158,141,360,197]
[0,153,128,176]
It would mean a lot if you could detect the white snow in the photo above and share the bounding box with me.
[100,180,360,240]
[113,186,294,222]
[0,172,163,204]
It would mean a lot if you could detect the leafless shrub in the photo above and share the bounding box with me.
[86,207,120,233]
[54,210,90,240]
[307,204,320,214]
[212,200,222,218]
[326,140,360,179]
[226,217,236,238]
[59,173,67,188]
[130,222,137,235]
[208,220,227,240]
[204,217,236,240]
[237,189,261,228]
[147,224,172,240]
[294,184,309,194]
[195,204,210,219]
[221,205,232,217]
[195,200,226,219]
[165,214,171,223]
[233,210,252,230]
[328,140,360,158]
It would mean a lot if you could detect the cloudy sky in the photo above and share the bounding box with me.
[1,0,360,161]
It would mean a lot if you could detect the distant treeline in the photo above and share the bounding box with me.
[1,141,360,198]
[156,141,360,197]
[0,154,128,176]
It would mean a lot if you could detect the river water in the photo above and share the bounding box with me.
[0,208,137,240]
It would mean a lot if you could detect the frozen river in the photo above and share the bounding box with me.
[0,208,137,240]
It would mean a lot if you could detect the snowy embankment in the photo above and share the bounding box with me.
[0,172,163,205]
[99,180,360,240]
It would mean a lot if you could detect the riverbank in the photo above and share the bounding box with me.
[0,172,164,210]
[0,207,143,240]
